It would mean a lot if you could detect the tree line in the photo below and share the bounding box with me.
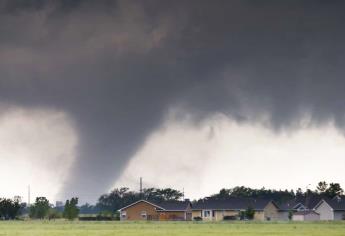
[29,197,79,220]
[0,196,79,220]
[93,182,343,216]
[209,181,344,203]
[0,187,183,220]
[0,181,343,220]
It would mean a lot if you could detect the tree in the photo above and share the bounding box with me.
[288,210,293,220]
[63,198,79,220]
[29,197,50,219]
[0,198,21,219]
[97,187,137,214]
[325,183,343,198]
[316,181,328,193]
[79,203,99,214]
[156,188,183,201]
[296,188,303,198]
[216,188,231,199]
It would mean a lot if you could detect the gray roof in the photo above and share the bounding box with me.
[154,201,191,211]
[279,196,324,211]
[192,198,274,211]
[323,196,345,211]
[278,200,300,211]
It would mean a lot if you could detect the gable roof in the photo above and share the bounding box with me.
[118,199,191,212]
[118,200,164,211]
[192,197,275,211]
[155,201,191,211]
[279,201,307,211]
[316,196,345,211]
[279,195,324,211]
[305,195,324,209]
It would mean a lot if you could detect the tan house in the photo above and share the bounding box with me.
[118,199,192,221]
[192,198,281,221]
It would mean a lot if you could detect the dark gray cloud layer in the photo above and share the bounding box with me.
[1,0,345,202]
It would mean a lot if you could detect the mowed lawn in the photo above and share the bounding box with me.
[0,221,344,236]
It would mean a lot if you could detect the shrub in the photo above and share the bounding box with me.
[288,210,293,220]
[48,209,62,220]
[193,216,202,221]
[113,211,120,221]
[245,206,255,220]
[239,211,246,220]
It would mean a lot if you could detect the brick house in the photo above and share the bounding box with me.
[118,199,192,221]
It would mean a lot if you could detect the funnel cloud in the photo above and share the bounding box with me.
[1,0,345,202]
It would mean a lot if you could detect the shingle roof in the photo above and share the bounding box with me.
[323,196,345,211]
[305,195,324,209]
[278,200,301,211]
[279,195,324,211]
[154,201,191,211]
[192,197,273,211]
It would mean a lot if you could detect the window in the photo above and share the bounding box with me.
[141,211,147,219]
[203,210,211,217]
[121,211,127,218]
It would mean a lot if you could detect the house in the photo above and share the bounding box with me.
[314,196,345,220]
[277,195,324,220]
[292,210,320,221]
[279,195,323,212]
[118,199,192,221]
[192,197,281,221]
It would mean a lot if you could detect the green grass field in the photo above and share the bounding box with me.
[0,221,344,236]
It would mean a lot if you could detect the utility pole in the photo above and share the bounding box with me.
[140,177,143,199]
[28,185,31,206]
[305,184,311,211]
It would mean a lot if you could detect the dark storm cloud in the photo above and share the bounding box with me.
[1,0,345,201]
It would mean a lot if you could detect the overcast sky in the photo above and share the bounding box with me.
[1,0,345,203]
